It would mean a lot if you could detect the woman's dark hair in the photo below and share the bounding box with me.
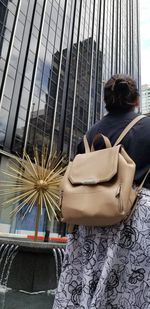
[104,74,139,112]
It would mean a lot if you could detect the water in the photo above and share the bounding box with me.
[57,248,63,268]
[52,248,59,285]
[0,244,18,286]
[53,247,65,285]
[0,245,9,268]
[3,246,18,286]
[0,245,14,285]
[0,244,19,309]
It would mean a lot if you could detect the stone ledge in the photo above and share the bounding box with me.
[0,237,66,253]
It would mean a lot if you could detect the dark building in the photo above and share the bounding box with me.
[0,0,140,234]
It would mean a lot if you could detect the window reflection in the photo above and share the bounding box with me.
[0,108,9,145]
[0,0,139,162]
[0,0,140,237]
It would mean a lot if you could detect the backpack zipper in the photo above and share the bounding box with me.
[115,185,123,213]
[60,190,64,208]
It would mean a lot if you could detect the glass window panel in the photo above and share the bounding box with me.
[18,107,27,121]
[25,60,34,80]
[51,6,57,22]
[49,27,55,45]
[24,77,31,91]
[20,87,30,109]
[15,118,25,138]
[0,131,5,145]
[0,108,9,132]
[0,70,2,84]
[55,36,60,51]
[20,1,28,16]
[8,1,16,14]
[28,50,35,63]
[1,38,9,60]
[32,95,39,114]
[5,10,14,31]
[37,117,45,131]
[43,22,49,39]
[4,28,11,41]
[30,34,38,54]
[19,12,25,24]
[5,76,14,99]
[34,11,41,29]
[2,95,11,111]
[0,58,5,71]
[36,3,42,14]
[8,65,16,79]
[15,20,24,41]
[50,81,57,98]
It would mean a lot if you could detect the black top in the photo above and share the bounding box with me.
[77,111,150,188]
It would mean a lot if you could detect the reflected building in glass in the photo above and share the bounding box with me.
[0,0,140,234]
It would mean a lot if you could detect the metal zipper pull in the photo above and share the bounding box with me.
[115,185,124,213]
[115,185,121,198]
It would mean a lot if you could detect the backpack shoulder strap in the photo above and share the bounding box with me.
[114,115,146,146]
[84,133,112,153]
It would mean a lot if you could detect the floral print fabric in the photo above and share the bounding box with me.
[53,188,150,308]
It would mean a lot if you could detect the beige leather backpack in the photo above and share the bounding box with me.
[60,115,149,227]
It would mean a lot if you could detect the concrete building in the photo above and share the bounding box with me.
[141,84,150,114]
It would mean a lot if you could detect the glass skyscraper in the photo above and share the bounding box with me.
[0,0,140,234]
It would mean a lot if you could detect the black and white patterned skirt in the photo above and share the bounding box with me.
[53,188,150,309]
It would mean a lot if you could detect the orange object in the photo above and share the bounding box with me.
[27,235,67,243]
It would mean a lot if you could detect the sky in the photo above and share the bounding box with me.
[140,0,150,85]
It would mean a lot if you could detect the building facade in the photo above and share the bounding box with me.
[0,0,140,235]
[141,84,150,115]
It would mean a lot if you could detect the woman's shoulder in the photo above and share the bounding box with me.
[135,115,150,134]
[87,115,109,142]
[136,115,150,139]
[140,115,150,126]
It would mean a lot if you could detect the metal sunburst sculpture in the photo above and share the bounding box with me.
[0,147,66,240]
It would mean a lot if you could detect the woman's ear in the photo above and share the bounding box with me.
[133,97,140,107]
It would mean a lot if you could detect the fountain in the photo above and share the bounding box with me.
[0,148,67,308]
[0,244,18,309]
[0,240,65,308]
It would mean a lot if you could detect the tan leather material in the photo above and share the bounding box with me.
[69,146,120,185]
[114,115,146,146]
[90,133,112,151]
[60,146,136,226]
[60,115,147,227]
[83,135,90,153]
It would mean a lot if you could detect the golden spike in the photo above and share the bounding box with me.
[24,153,39,179]
[0,147,66,240]
[46,191,60,212]
[34,197,41,241]
[43,145,48,168]
[10,191,38,216]
[47,190,59,201]
[28,193,39,213]
[44,193,59,221]
[1,170,34,185]
[42,194,51,221]
[44,162,62,181]
[39,191,43,216]
[2,189,35,205]
[20,161,37,181]
[23,193,39,219]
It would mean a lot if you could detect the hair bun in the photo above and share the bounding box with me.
[114,80,130,96]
